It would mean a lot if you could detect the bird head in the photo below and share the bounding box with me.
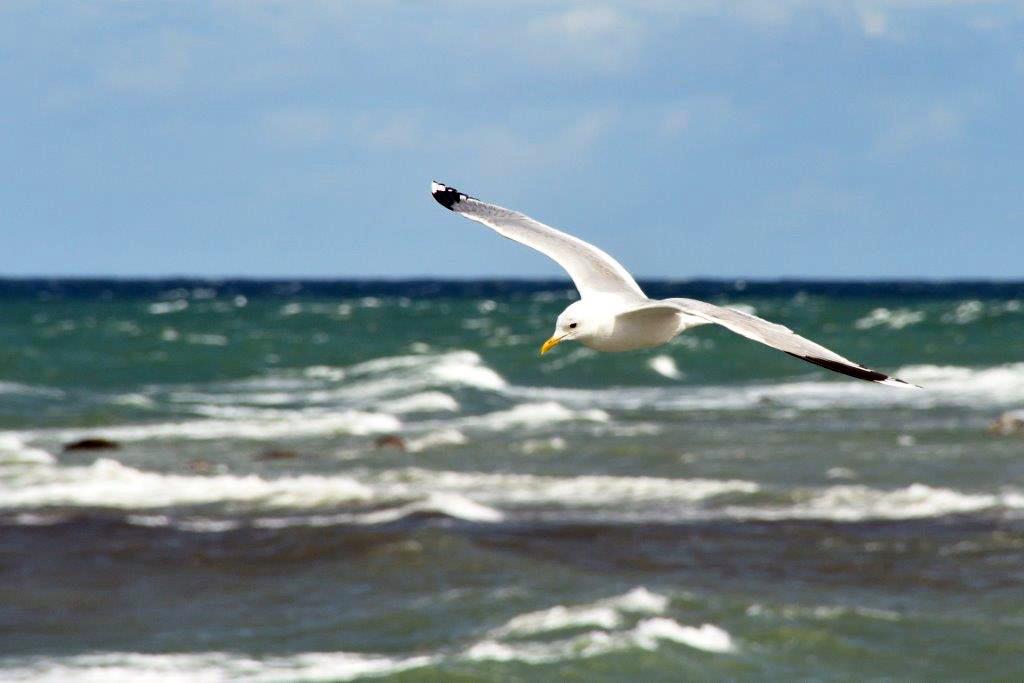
[541,300,592,354]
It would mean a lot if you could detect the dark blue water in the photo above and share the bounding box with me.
[1,279,1023,681]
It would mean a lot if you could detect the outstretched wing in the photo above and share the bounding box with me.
[431,181,645,301]
[627,298,919,388]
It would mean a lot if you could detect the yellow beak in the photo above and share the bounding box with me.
[540,334,567,355]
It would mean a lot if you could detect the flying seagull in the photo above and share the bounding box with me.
[431,181,917,388]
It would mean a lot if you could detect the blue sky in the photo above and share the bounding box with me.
[1,1,1022,279]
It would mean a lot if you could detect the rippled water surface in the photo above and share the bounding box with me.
[2,279,1023,681]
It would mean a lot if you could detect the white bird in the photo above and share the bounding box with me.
[431,181,918,388]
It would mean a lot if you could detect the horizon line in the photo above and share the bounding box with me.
[2,275,1024,285]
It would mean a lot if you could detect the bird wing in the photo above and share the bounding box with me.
[624,298,919,388]
[431,181,645,301]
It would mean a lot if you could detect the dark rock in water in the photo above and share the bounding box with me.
[256,449,300,461]
[64,438,121,452]
[989,411,1024,436]
[375,435,407,451]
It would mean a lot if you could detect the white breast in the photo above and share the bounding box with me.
[582,307,685,352]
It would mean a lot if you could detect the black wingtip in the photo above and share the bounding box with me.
[785,353,921,389]
[431,181,465,210]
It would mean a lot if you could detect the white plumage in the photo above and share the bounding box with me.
[431,181,917,388]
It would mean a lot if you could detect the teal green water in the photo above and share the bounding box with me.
[1,280,1023,681]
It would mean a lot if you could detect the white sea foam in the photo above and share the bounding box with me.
[613,586,671,613]
[173,351,498,412]
[365,470,1024,523]
[430,355,507,391]
[404,428,468,453]
[0,453,761,520]
[520,437,567,454]
[727,482,1024,521]
[336,351,507,400]
[303,365,346,381]
[348,350,503,386]
[493,605,622,635]
[632,618,735,653]
[854,307,926,330]
[894,363,1024,404]
[648,355,683,380]
[371,468,759,509]
[466,617,735,663]
[253,492,505,528]
[746,602,901,622]
[27,410,401,443]
[377,391,459,414]
[515,361,1024,411]
[465,402,609,431]
[491,587,669,637]
[826,467,857,480]
[462,633,615,664]
[0,381,64,397]
[942,299,984,324]
[0,651,438,682]
[148,299,188,315]
[0,435,55,465]
[110,393,156,408]
[359,493,504,524]
[185,333,229,346]
[1,459,374,510]
[7,450,1017,524]
[938,298,1023,323]
[124,514,244,533]
[121,494,502,531]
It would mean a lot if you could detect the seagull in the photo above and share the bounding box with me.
[431,181,918,388]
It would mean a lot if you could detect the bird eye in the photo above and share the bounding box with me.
[569,322,577,329]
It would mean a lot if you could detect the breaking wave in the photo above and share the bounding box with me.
[468,586,734,661]
[490,587,669,637]
[0,651,438,683]
[727,482,1024,521]
[0,435,54,466]
[512,362,1024,410]
[0,584,738,681]
[3,457,1021,524]
[1,459,375,510]
[25,410,402,443]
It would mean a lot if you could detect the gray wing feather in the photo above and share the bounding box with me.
[630,298,919,388]
[432,182,645,301]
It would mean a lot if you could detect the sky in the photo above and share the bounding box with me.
[1,1,1022,280]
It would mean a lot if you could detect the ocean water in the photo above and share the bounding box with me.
[1,278,1023,681]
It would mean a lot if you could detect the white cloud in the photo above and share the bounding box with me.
[97,30,200,96]
[660,109,690,137]
[349,112,423,150]
[858,8,890,36]
[592,0,1015,37]
[216,0,372,45]
[260,107,336,147]
[871,102,965,158]
[258,107,432,151]
[527,6,643,73]
[531,5,623,39]
[469,109,618,172]
[657,95,742,139]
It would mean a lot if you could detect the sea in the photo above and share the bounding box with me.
[1,278,1023,681]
